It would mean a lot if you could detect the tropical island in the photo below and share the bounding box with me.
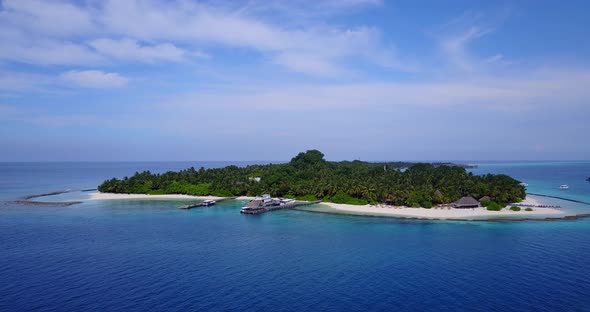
[99,150,527,205]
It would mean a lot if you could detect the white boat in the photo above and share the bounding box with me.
[280,198,296,205]
[202,199,216,206]
[520,182,528,187]
[256,194,273,206]
[559,185,569,190]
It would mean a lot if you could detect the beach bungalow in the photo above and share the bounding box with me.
[479,196,491,203]
[384,194,397,204]
[453,196,481,209]
[434,190,443,200]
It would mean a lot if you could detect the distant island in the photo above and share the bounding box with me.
[98,150,525,208]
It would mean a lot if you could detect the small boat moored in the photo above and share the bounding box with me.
[519,182,529,187]
[559,185,569,190]
[202,199,216,206]
[280,198,296,205]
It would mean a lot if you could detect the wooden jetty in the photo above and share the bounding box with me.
[240,200,322,214]
[510,203,561,209]
[178,202,205,209]
[177,197,235,209]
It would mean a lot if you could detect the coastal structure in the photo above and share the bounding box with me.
[240,195,319,214]
[240,194,273,213]
[479,196,491,203]
[178,197,230,209]
[240,200,266,213]
[453,196,481,209]
[260,194,274,205]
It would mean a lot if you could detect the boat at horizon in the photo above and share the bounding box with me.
[559,185,569,190]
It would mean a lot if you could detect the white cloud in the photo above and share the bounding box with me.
[0,38,103,65]
[88,38,200,63]
[322,0,383,8]
[439,26,492,72]
[60,70,128,88]
[159,68,590,113]
[484,54,504,64]
[0,0,94,37]
[232,0,382,22]
[0,70,53,92]
[435,10,512,73]
[272,53,350,77]
[0,26,102,65]
[0,0,406,75]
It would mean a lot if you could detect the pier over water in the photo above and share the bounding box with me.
[240,200,321,214]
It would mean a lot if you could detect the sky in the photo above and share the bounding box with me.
[0,0,589,161]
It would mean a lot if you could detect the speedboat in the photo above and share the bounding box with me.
[559,185,569,190]
[202,199,216,206]
[519,182,528,187]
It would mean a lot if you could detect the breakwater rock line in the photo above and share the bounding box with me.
[14,190,82,207]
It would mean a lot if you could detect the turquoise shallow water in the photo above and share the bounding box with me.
[469,161,590,215]
[1,162,590,311]
[470,161,590,203]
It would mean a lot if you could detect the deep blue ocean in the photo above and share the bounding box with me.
[1,162,590,311]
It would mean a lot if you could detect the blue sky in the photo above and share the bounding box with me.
[0,0,589,161]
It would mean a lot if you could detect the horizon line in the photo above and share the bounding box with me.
[1,160,589,163]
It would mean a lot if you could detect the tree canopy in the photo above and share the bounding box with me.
[98,150,525,206]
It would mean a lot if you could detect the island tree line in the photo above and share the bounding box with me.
[98,150,525,207]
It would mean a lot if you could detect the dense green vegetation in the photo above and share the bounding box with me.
[323,192,369,205]
[98,150,525,206]
[482,200,510,211]
[525,208,533,211]
[484,201,504,211]
[510,206,521,211]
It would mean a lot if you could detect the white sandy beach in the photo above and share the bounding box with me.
[321,197,564,219]
[86,192,564,220]
[87,192,225,201]
[235,196,255,201]
[519,197,540,206]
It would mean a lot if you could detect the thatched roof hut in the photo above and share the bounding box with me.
[479,196,491,202]
[246,200,263,209]
[453,196,481,208]
[384,194,396,204]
